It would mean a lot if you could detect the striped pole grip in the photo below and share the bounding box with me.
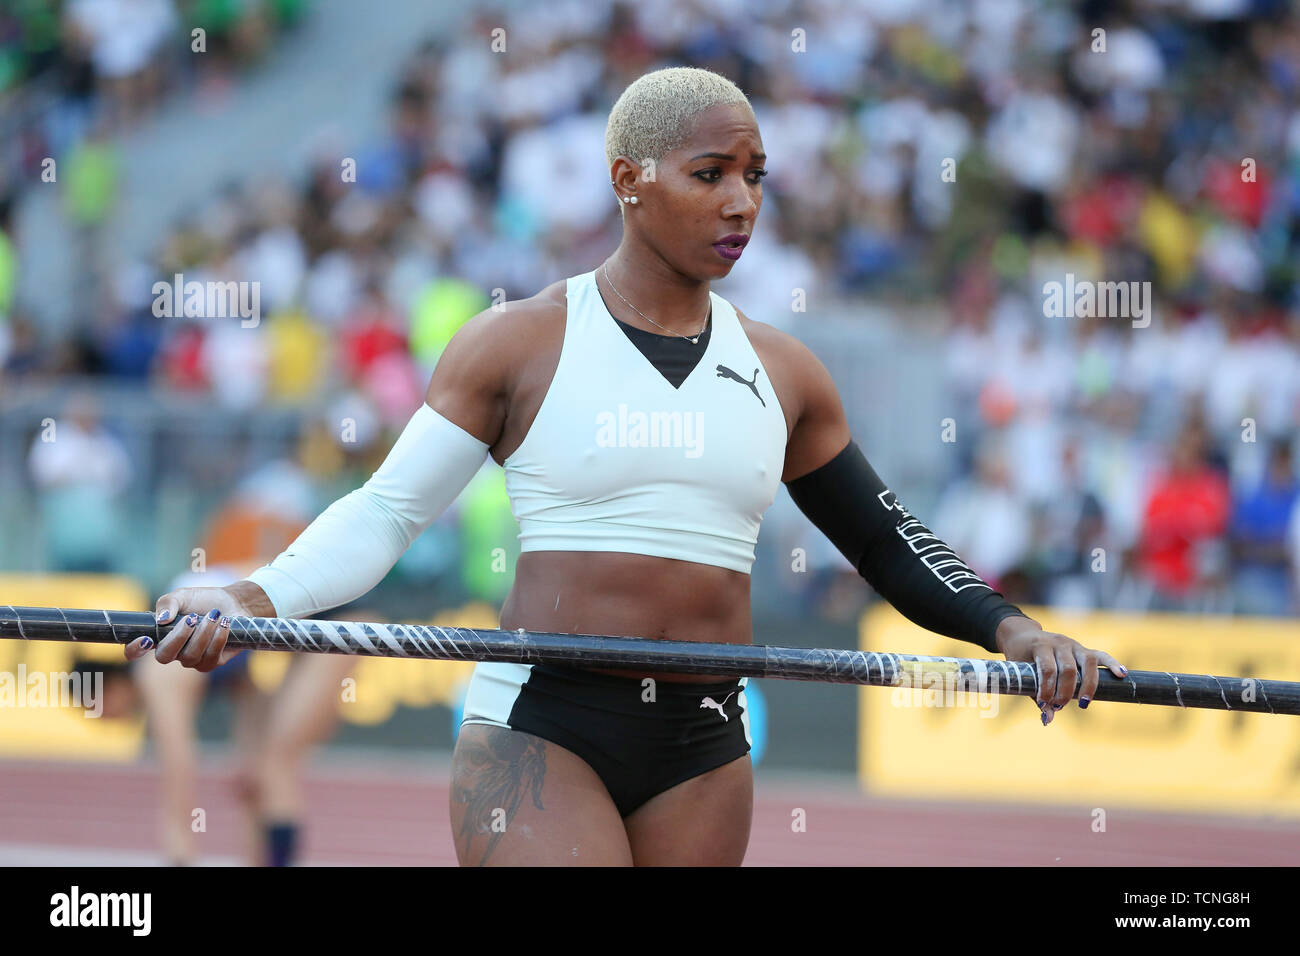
[2,605,1297,714]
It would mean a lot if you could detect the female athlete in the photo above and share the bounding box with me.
[126,67,1126,866]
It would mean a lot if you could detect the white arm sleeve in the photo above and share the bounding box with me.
[246,404,490,618]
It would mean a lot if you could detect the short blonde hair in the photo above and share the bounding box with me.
[604,67,753,169]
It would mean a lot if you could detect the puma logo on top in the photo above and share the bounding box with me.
[700,691,737,720]
[715,365,765,407]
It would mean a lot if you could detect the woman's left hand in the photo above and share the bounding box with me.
[994,616,1128,725]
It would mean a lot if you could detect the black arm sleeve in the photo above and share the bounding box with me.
[785,441,1029,654]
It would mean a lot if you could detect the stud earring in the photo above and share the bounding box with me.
[629,196,638,205]
[622,196,630,204]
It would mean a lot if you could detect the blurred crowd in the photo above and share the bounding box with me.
[0,0,310,334]
[1,0,310,140]
[3,0,1300,617]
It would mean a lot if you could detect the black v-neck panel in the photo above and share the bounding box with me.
[611,315,711,388]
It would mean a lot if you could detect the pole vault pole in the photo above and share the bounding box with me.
[2,605,1297,715]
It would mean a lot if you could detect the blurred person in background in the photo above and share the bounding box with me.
[1136,418,1232,612]
[94,260,166,379]
[65,0,178,127]
[1229,440,1299,616]
[0,311,43,380]
[1074,388,1161,609]
[339,279,424,426]
[42,3,99,156]
[187,0,309,93]
[1289,492,1300,608]
[408,276,489,380]
[931,435,1035,594]
[457,464,520,607]
[27,392,132,572]
[62,119,120,319]
[1033,435,1111,610]
[131,454,356,866]
[0,189,15,323]
[0,188,17,378]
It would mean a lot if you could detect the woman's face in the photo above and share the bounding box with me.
[618,102,766,281]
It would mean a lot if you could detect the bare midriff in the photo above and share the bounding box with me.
[499,550,752,683]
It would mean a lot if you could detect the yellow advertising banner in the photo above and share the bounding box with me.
[858,604,1300,818]
[0,574,150,760]
[0,575,486,760]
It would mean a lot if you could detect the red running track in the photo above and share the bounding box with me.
[1,755,1296,865]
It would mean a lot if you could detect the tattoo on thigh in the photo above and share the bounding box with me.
[452,729,547,864]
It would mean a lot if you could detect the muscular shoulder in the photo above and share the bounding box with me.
[446,280,566,368]
[424,280,567,444]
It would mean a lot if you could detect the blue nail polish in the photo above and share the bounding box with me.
[207,608,221,621]
[185,613,198,626]
[140,637,154,650]
[1079,697,1091,709]
[156,609,172,624]
[1041,711,1050,726]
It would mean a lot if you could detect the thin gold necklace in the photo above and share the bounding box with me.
[601,263,710,345]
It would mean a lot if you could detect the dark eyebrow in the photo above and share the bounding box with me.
[689,152,767,162]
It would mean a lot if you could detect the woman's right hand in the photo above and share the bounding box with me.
[124,581,274,670]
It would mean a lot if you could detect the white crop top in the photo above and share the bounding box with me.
[503,270,788,573]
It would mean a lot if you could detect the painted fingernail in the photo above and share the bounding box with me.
[1120,666,1129,676]
[218,617,230,629]
[1054,703,1063,710]
[1079,696,1091,709]
[207,607,221,621]
[139,637,154,650]
[156,609,172,623]
[185,613,198,626]
[1041,711,1050,726]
